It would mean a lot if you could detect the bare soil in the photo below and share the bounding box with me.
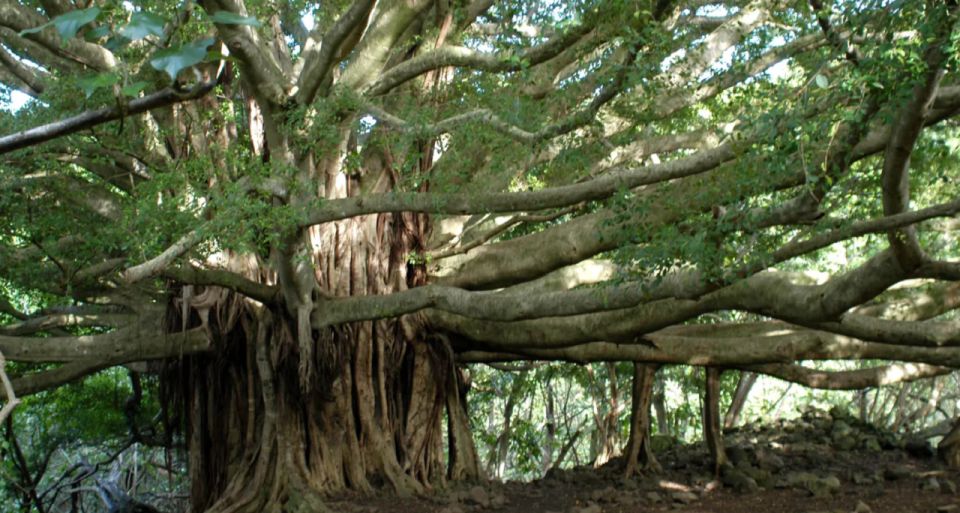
[328,410,960,513]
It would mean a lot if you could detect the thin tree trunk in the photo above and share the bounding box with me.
[653,372,670,436]
[624,363,661,477]
[939,415,960,468]
[723,371,757,429]
[703,367,728,475]
[541,376,556,473]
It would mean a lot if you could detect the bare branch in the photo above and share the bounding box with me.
[742,362,950,389]
[367,22,592,96]
[0,80,217,155]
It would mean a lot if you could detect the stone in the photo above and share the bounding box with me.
[785,471,819,488]
[490,492,507,509]
[467,486,490,508]
[905,439,935,459]
[806,476,840,498]
[851,472,874,485]
[853,500,872,513]
[671,491,699,504]
[883,464,912,481]
[829,405,852,421]
[862,436,882,452]
[936,506,960,513]
[728,446,751,466]
[942,479,957,495]
[571,503,601,513]
[438,507,465,513]
[921,477,942,493]
[756,450,785,472]
[722,467,760,494]
[645,491,663,504]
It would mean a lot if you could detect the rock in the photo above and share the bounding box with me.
[942,479,957,495]
[438,507,465,513]
[728,446,751,466]
[570,503,601,513]
[905,439,935,459]
[833,435,858,451]
[936,506,960,513]
[671,491,699,504]
[853,500,872,513]
[756,449,785,472]
[613,492,637,506]
[467,486,490,508]
[830,405,852,421]
[722,467,760,494]
[862,436,882,452]
[650,435,678,453]
[806,476,840,498]
[921,477,942,493]
[645,491,663,504]
[490,492,507,509]
[785,471,819,488]
[883,464,912,481]
[851,472,874,485]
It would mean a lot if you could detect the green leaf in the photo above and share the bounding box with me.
[209,11,261,27]
[20,7,102,41]
[77,72,119,98]
[814,74,829,89]
[121,81,150,97]
[120,12,167,41]
[149,38,215,81]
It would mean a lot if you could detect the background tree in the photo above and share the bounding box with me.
[1,0,960,511]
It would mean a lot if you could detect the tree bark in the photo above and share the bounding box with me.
[703,367,728,475]
[723,371,757,429]
[623,363,661,477]
[939,416,960,468]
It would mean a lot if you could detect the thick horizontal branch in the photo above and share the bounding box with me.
[301,143,737,226]
[0,325,209,363]
[741,362,952,389]
[0,80,217,154]
[162,266,280,304]
[434,86,960,290]
[0,313,132,336]
[2,328,209,398]
[312,200,960,328]
[455,321,960,368]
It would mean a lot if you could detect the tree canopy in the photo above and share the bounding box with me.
[1,0,959,511]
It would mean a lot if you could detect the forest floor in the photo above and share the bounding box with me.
[329,407,960,513]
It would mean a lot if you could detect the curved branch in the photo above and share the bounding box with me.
[742,362,950,389]
[295,0,375,104]
[367,22,593,96]
[162,265,280,304]
[0,80,217,154]
[2,328,209,397]
[122,228,205,284]
[301,142,737,226]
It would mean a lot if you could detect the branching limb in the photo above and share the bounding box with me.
[302,143,736,226]
[0,80,217,154]
[122,229,205,284]
[742,362,951,389]
[881,10,956,270]
[1,328,209,398]
[367,22,592,95]
[162,265,280,304]
[295,0,375,104]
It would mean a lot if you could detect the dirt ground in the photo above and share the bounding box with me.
[328,409,960,513]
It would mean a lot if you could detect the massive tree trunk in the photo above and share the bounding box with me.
[169,215,480,513]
